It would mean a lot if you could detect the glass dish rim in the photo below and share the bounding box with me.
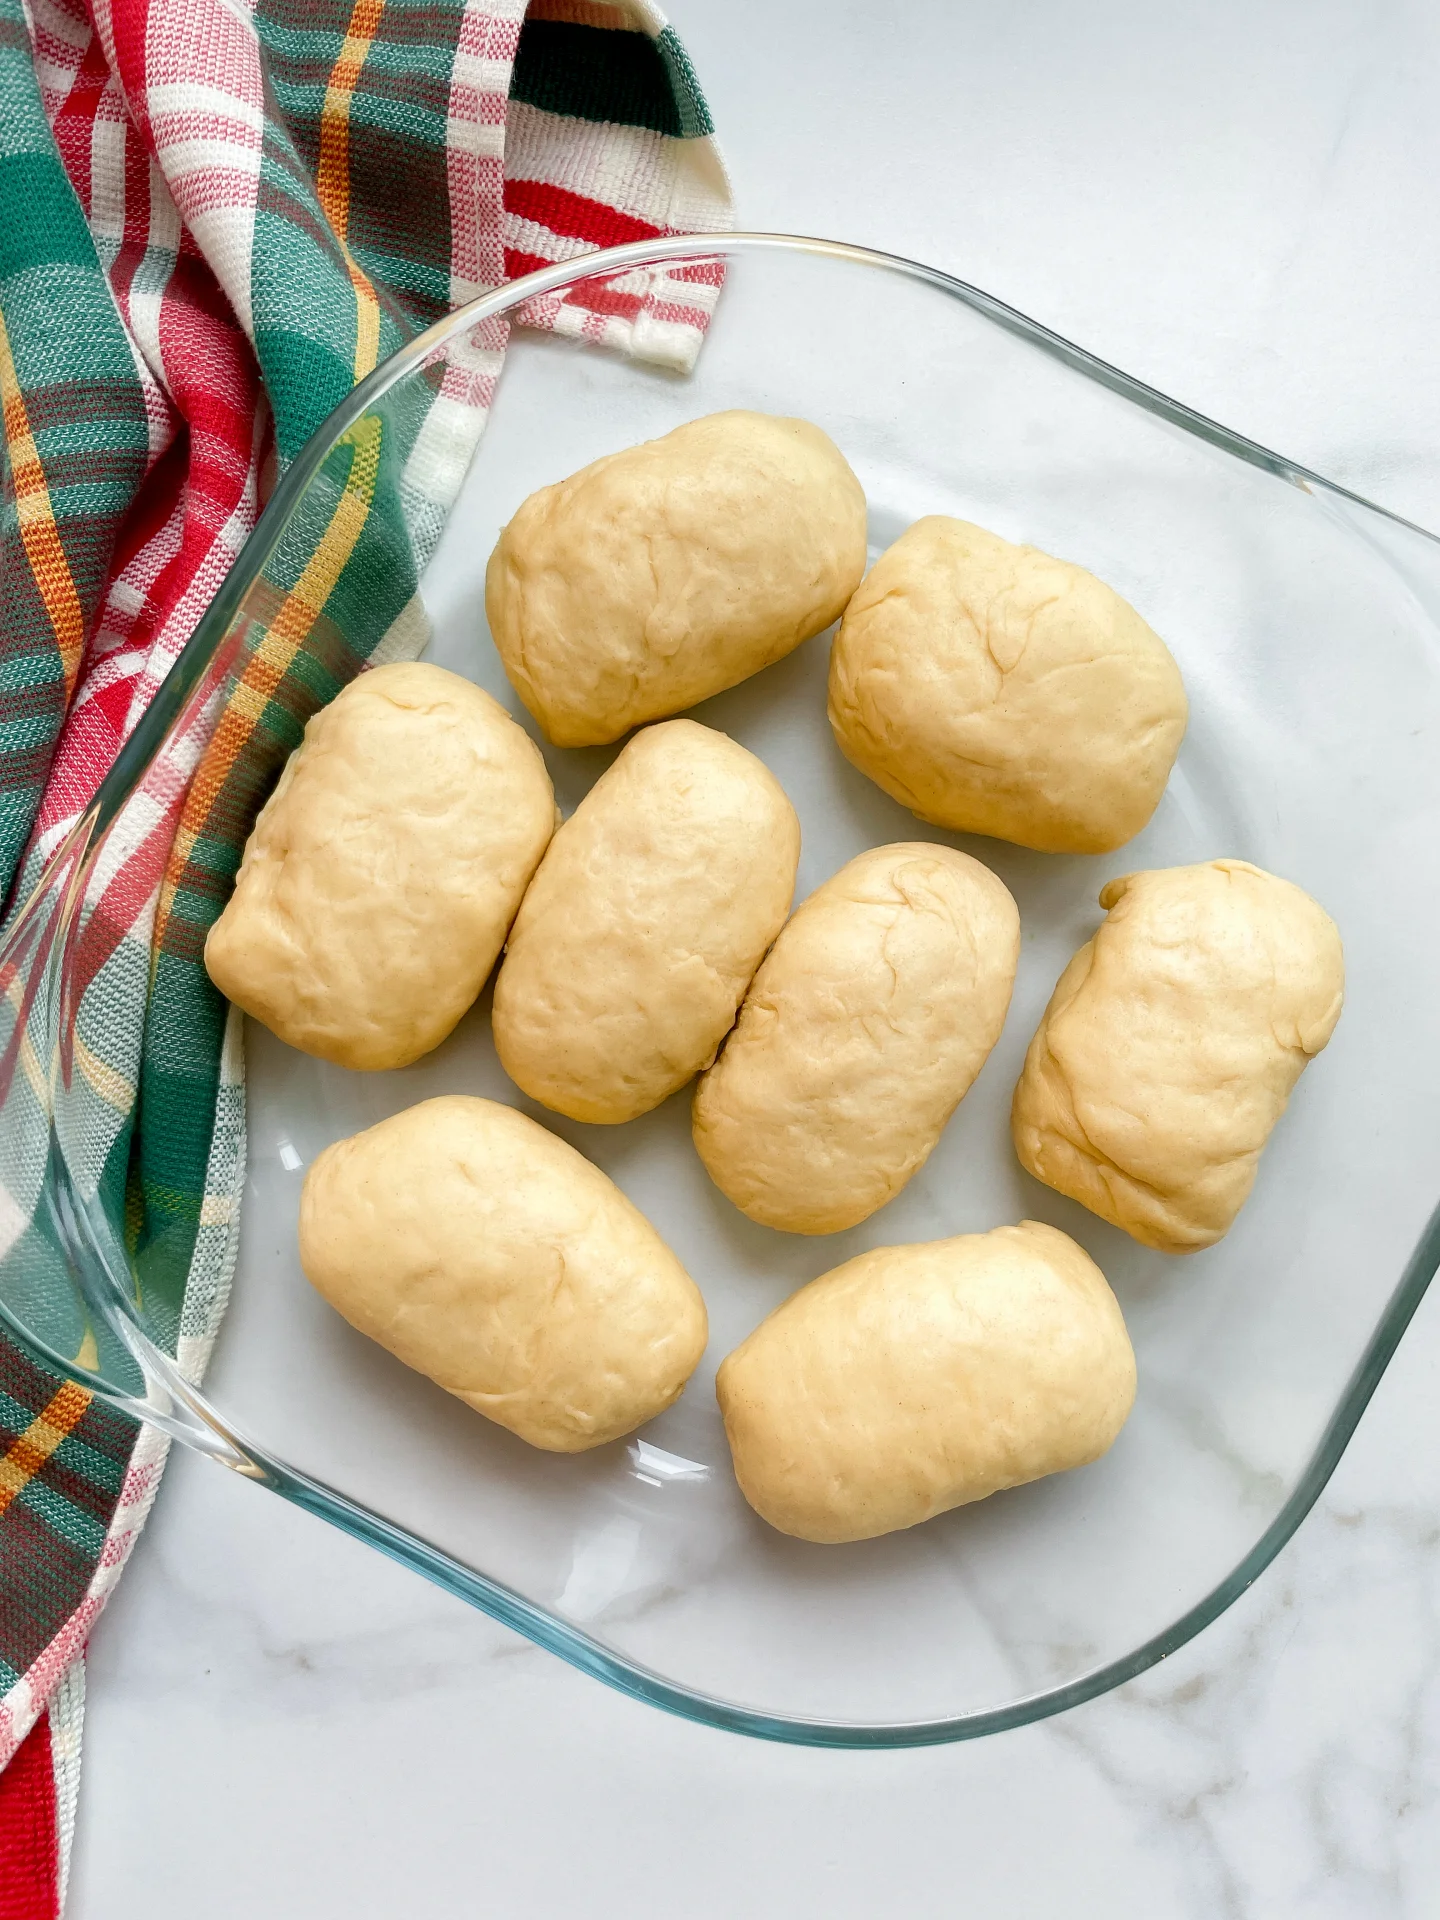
[6,231,1440,1749]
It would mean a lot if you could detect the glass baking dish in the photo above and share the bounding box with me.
[4,234,1440,1748]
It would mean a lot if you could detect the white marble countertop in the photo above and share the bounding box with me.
[68,3,1440,1913]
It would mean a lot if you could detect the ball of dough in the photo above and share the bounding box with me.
[485,410,868,747]
[204,662,555,1071]
[1011,860,1344,1253]
[716,1222,1135,1544]
[299,1096,708,1452]
[693,844,1019,1233]
[493,719,800,1124]
[827,516,1188,854]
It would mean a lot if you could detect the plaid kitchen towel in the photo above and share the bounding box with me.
[0,0,729,1905]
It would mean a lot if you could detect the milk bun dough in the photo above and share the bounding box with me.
[827,516,1188,854]
[717,1222,1136,1544]
[493,719,801,1124]
[299,1097,708,1452]
[693,844,1020,1233]
[205,662,555,1071]
[1012,860,1344,1253]
[485,410,868,747]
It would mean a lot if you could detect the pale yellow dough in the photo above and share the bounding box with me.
[692,843,1019,1233]
[716,1222,1135,1544]
[485,410,868,747]
[299,1097,708,1452]
[827,516,1189,854]
[205,662,555,1070]
[1012,860,1344,1253]
[493,719,800,1124]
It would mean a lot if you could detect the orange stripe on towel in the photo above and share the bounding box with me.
[0,1382,92,1518]
[0,309,87,697]
[315,0,386,380]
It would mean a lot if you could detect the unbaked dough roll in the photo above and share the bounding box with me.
[485,410,868,746]
[828,516,1188,854]
[299,1097,708,1452]
[493,719,801,1124]
[1012,860,1344,1253]
[693,843,1019,1233]
[205,662,555,1070]
[717,1223,1135,1544]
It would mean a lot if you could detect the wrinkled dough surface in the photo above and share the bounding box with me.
[486,410,868,747]
[205,662,555,1070]
[299,1097,708,1452]
[1011,860,1344,1253]
[693,843,1019,1233]
[717,1222,1135,1543]
[493,720,801,1124]
[828,515,1188,854]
